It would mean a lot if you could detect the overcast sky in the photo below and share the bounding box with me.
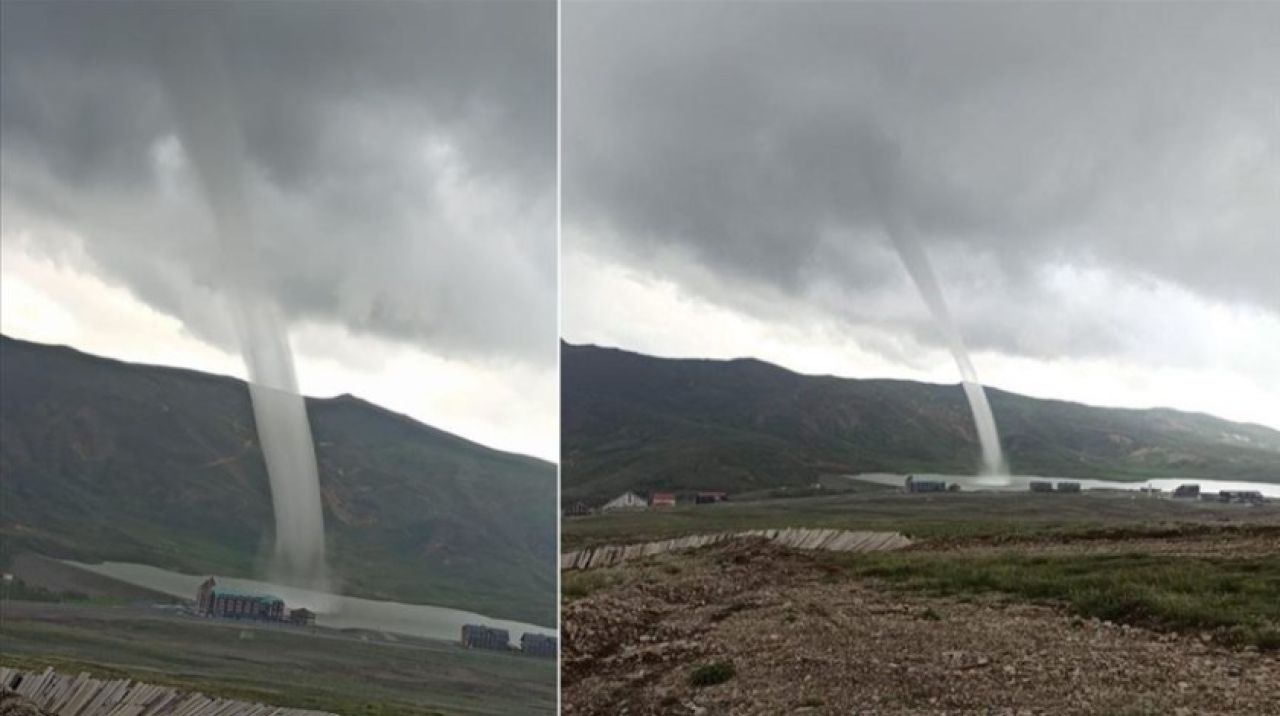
[1,1,557,460]
[563,1,1280,431]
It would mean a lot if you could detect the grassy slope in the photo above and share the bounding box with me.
[560,491,1280,550]
[843,551,1280,649]
[0,603,554,715]
[562,343,1280,502]
[562,491,1280,650]
[0,335,555,626]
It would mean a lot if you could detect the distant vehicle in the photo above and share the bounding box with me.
[1173,484,1200,498]
[1056,481,1082,493]
[695,491,728,504]
[1029,481,1054,493]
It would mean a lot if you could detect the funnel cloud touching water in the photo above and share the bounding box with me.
[878,190,1008,477]
[154,12,328,588]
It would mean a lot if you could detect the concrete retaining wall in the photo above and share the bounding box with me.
[0,667,335,716]
[561,528,911,570]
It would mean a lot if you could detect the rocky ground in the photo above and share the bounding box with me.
[562,539,1280,715]
[0,691,54,716]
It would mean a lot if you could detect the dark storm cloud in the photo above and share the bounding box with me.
[564,1,1280,361]
[1,0,555,365]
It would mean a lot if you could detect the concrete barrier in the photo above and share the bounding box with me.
[560,528,911,570]
[0,667,335,716]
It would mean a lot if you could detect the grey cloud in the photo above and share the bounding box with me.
[564,1,1280,363]
[2,0,555,366]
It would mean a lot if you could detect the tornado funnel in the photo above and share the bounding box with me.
[152,9,330,589]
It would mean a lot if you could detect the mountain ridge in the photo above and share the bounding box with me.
[0,334,555,625]
[561,342,1280,502]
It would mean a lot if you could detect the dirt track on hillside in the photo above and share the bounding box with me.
[562,540,1280,716]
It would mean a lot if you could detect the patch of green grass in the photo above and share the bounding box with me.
[841,551,1280,648]
[0,603,554,715]
[561,570,624,601]
[688,661,735,687]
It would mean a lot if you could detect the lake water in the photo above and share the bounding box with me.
[65,560,555,645]
[848,472,1280,498]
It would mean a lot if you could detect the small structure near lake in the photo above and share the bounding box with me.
[1219,490,1265,505]
[195,578,284,622]
[650,492,677,508]
[1173,483,1201,498]
[601,491,648,512]
[521,633,558,658]
[289,607,316,626]
[461,624,510,651]
[905,475,947,493]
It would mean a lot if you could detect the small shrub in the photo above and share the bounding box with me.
[689,661,735,687]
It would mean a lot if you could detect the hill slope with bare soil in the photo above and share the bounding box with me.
[562,537,1280,715]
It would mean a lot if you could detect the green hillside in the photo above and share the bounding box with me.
[0,335,555,626]
[561,343,1280,503]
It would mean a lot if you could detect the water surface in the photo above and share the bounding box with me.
[66,560,555,645]
[849,472,1280,498]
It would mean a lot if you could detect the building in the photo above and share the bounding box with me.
[1173,484,1201,498]
[1029,481,1055,493]
[195,578,284,621]
[1219,490,1265,505]
[695,491,728,504]
[905,475,947,493]
[650,492,677,508]
[520,633,558,658]
[288,608,316,627]
[461,624,510,651]
[601,491,648,512]
[563,501,592,517]
[1056,481,1082,493]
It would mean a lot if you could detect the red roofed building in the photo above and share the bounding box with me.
[650,492,676,508]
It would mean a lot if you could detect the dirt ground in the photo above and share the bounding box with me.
[562,539,1280,716]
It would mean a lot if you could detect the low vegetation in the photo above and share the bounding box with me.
[842,551,1280,649]
[561,491,1280,550]
[562,570,625,601]
[688,661,735,687]
[0,603,555,715]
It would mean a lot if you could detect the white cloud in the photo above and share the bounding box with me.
[0,243,558,461]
